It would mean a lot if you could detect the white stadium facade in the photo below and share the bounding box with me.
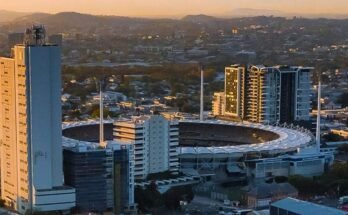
[61,119,328,183]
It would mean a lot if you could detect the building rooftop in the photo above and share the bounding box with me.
[250,65,313,71]
[246,183,297,199]
[271,197,347,215]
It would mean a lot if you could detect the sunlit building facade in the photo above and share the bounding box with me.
[246,65,312,124]
[212,92,225,116]
[246,65,280,123]
[223,65,312,124]
[224,65,246,118]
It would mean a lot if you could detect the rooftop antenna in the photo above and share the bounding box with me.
[200,66,204,121]
[24,25,46,46]
[316,80,321,153]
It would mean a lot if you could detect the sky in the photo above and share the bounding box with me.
[1,0,348,17]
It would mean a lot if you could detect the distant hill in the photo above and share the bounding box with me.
[182,14,221,22]
[227,8,348,19]
[1,10,348,35]
[229,8,285,17]
[0,10,30,23]
[1,11,174,33]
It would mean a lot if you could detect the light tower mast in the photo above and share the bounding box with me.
[316,80,321,153]
[200,66,204,121]
[96,79,106,148]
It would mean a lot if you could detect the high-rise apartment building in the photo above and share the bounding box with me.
[224,65,246,118]
[212,92,225,116]
[223,65,312,124]
[246,65,281,123]
[114,115,179,180]
[0,26,75,213]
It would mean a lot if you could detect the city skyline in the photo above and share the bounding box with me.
[0,0,347,213]
[1,0,348,18]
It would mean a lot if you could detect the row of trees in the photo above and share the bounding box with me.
[135,182,194,213]
[288,163,348,197]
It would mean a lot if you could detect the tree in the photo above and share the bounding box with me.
[322,163,348,196]
[274,176,288,183]
[338,93,348,108]
[90,106,111,118]
[288,175,327,196]
[135,183,194,212]
[164,185,194,210]
[0,199,5,207]
[323,133,344,142]
[338,144,348,153]
[289,163,348,197]
[135,182,163,213]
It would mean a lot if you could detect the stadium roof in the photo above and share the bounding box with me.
[179,120,313,155]
[271,197,347,215]
[62,120,314,155]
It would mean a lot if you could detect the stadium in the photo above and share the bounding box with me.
[62,119,314,182]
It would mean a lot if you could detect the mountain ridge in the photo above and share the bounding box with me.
[0,10,31,23]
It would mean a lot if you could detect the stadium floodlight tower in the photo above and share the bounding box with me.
[200,66,204,121]
[316,80,321,153]
[99,80,106,148]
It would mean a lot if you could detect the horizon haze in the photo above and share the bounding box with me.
[1,0,348,18]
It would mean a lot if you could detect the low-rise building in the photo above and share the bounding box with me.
[92,91,127,103]
[245,150,334,180]
[244,183,298,209]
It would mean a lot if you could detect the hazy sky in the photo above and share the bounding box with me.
[2,0,348,17]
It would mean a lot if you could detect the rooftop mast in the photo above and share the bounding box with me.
[24,25,46,46]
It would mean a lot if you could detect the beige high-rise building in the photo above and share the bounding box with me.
[212,92,225,116]
[1,45,34,212]
[0,26,75,214]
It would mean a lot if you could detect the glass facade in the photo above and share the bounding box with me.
[280,72,296,123]
[63,150,108,212]
[113,149,130,214]
[63,147,131,214]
